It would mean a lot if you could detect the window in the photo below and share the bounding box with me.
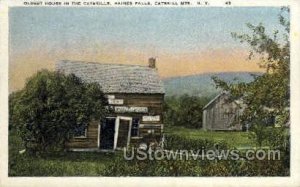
[131,118,140,137]
[74,124,87,138]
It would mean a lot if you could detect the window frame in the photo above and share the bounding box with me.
[130,117,140,138]
[73,124,88,139]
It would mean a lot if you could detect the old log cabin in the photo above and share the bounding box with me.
[202,92,244,131]
[56,58,165,151]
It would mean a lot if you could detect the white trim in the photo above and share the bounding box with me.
[68,148,114,152]
[139,124,163,128]
[105,117,117,119]
[126,118,132,148]
[114,116,132,150]
[113,117,120,150]
[203,92,225,110]
[203,110,207,130]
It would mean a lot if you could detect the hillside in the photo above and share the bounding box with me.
[163,72,261,98]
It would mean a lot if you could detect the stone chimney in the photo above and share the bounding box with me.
[148,57,156,69]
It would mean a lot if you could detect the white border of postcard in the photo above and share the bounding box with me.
[1,0,300,187]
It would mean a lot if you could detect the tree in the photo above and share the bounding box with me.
[212,7,290,148]
[11,70,108,153]
[9,90,23,130]
[163,95,210,128]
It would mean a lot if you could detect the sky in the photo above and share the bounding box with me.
[9,7,286,92]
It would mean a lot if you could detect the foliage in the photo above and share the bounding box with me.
[163,95,211,128]
[9,91,23,130]
[164,134,228,151]
[212,8,290,148]
[102,133,288,176]
[102,156,288,176]
[165,126,255,148]
[248,124,289,149]
[9,128,289,176]
[10,70,108,154]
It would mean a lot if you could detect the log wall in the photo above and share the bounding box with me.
[66,93,164,150]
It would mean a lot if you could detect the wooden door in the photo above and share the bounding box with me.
[116,117,132,149]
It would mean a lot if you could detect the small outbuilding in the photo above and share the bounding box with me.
[56,58,165,151]
[202,92,244,131]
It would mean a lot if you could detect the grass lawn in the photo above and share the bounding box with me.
[8,127,247,176]
[9,127,277,176]
[9,130,120,176]
[164,126,256,148]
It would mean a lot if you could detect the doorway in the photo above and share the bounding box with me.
[99,118,116,149]
[99,117,132,150]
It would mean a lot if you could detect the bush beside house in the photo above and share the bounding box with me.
[10,70,108,154]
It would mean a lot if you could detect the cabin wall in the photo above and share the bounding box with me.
[66,93,164,150]
[203,95,242,131]
[109,93,164,146]
[65,120,99,149]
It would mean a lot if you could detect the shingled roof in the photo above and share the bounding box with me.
[56,60,165,94]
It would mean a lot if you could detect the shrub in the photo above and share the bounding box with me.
[10,70,108,154]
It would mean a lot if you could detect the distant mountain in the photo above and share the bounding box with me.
[163,72,261,98]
